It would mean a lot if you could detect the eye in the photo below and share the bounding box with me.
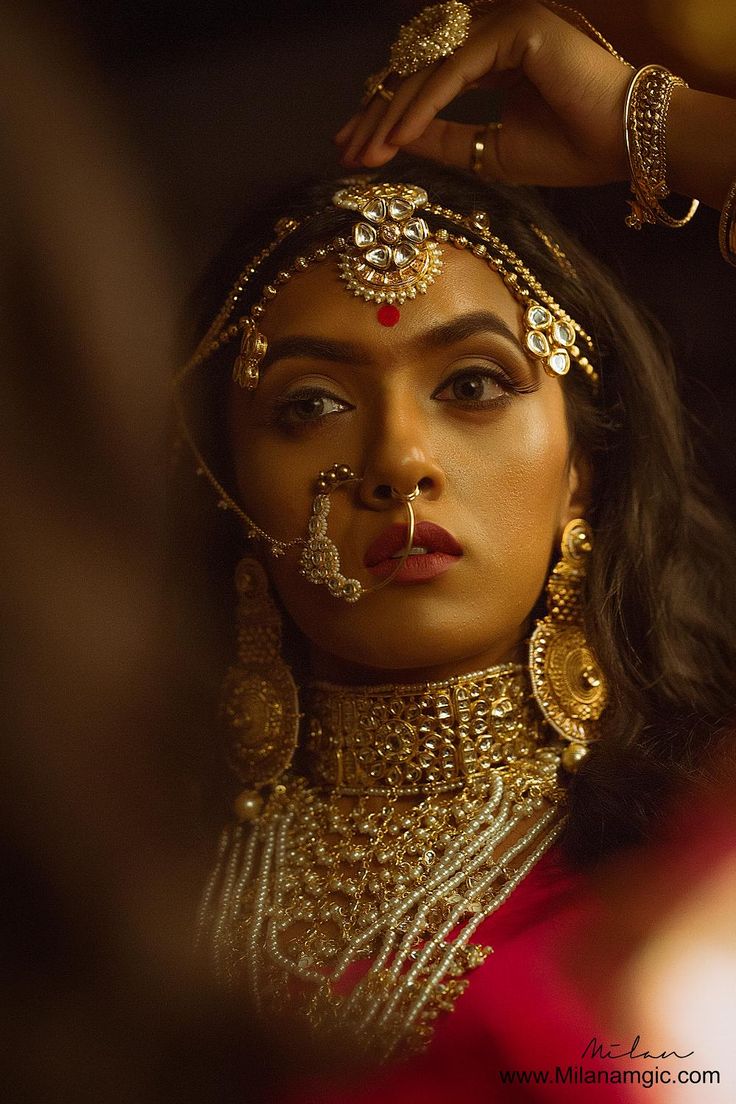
[433,367,508,407]
[272,387,353,429]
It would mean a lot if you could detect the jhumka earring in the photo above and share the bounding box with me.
[529,519,608,770]
[221,556,300,821]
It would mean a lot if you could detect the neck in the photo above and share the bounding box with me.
[307,633,528,687]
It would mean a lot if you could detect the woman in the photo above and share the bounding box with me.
[175,2,736,1097]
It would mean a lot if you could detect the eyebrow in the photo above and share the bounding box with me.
[259,309,523,372]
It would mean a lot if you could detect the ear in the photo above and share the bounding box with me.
[560,449,592,528]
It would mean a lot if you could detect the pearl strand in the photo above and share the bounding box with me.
[379,812,560,1047]
[380,816,563,1060]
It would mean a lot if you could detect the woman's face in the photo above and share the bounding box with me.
[229,246,588,682]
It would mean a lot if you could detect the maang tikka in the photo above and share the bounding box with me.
[529,519,608,769]
[179,180,600,395]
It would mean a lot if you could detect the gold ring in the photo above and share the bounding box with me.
[470,122,502,176]
[362,67,393,107]
[471,129,486,175]
[376,85,395,103]
[391,485,421,503]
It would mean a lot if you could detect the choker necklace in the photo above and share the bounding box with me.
[304,663,559,795]
[198,662,567,1062]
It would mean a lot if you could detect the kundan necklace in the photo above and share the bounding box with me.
[197,661,567,1061]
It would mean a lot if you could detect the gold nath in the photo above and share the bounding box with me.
[178,181,599,394]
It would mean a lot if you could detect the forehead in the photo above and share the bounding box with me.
[258,246,524,345]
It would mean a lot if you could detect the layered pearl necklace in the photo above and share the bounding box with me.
[197,662,566,1061]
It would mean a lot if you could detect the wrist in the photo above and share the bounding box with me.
[667,85,736,211]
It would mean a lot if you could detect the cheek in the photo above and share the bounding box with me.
[229,399,317,535]
[460,393,571,590]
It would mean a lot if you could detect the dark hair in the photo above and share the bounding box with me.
[178,156,736,864]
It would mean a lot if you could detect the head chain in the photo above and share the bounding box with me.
[177,190,599,391]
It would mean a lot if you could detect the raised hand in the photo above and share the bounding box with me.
[336,1,632,189]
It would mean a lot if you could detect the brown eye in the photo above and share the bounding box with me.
[434,369,506,406]
[274,389,352,428]
[292,396,330,420]
[452,374,502,401]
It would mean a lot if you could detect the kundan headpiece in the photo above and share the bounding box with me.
[179,179,599,394]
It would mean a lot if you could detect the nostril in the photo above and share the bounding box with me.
[374,484,393,500]
[417,477,433,494]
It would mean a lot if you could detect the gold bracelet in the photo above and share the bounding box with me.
[719,178,736,267]
[624,64,699,231]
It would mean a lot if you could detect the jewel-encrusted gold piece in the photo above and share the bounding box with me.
[624,65,699,231]
[529,520,608,752]
[197,663,566,1062]
[221,558,300,795]
[232,317,268,389]
[299,465,364,603]
[305,663,560,795]
[177,181,600,400]
[389,1,472,78]
[333,183,444,304]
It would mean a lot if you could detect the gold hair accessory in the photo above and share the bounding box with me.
[332,182,444,304]
[718,178,736,267]
[389,1,472,78]
[529,518,608,768]
[178,181,600,395]
[221,557,300,822]
[624,65,699,231]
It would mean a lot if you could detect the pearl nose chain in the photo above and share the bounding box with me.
[184,422,423,601]
[299,466,420,602]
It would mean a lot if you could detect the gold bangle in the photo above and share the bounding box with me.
[718,178,736,267]
[624,64,699,231]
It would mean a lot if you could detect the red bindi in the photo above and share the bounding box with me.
[376,304,401,327]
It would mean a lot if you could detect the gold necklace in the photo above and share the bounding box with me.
[198,662,567,1061]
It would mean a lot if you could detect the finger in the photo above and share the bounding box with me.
[387,43,502,148]
[403,118,482,173]
[351,70,434,167]
[335,113,360,145]
[342,95,393,165]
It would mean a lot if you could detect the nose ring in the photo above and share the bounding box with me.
[391,484,421,503]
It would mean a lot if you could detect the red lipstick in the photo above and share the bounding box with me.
[364,521,463,584]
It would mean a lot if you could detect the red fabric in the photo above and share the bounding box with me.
[281,850,639,1103]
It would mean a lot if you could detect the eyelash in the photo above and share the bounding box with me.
[431,365,534,408]
[269,366,535,431]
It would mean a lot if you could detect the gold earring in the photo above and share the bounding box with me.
[221,557,300,821]
[529,519,608,771]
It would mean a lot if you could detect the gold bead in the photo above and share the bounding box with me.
[561,742,589,772]
[233,790,264,822]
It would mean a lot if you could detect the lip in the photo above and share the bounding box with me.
[364,521,463,584]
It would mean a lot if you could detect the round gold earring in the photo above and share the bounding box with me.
[529,519,608,770]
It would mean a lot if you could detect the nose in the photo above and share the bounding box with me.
[358,419,446,509]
